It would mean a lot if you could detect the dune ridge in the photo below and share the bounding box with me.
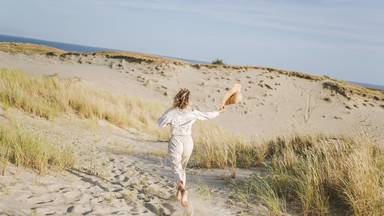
[2,42,383,141]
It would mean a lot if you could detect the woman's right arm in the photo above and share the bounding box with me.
[157,109,171,128]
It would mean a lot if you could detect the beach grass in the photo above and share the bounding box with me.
[0,68,169,140]
[0,121,75,175]
[233,134,384,215]
[191,123,263,169]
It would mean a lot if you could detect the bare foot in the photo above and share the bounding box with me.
[181,189,189,208]
[176,189,181,201]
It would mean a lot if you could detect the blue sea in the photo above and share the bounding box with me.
[1,34,383,90]
[0,34,124,53]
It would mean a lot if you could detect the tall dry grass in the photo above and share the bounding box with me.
[191,121,265,169]
[0,121,74,175]
[0,68,169,140]
[236,134,384,215]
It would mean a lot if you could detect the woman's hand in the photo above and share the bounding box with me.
[218,106,226,114]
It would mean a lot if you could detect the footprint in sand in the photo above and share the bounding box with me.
[62,191,83,201]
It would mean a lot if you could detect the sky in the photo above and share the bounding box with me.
[1,0,383,85]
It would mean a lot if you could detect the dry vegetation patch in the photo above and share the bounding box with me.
[323,80,383,100]
[93,51,187,65]
[0,42,67,55]
[0,121,74,175]
[0,68,169,140]
[233,134,384,215]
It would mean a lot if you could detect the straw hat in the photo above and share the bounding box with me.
[222,83,242,106]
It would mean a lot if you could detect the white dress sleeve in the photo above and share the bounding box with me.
[192,109,219,121]
[158,109,172,128]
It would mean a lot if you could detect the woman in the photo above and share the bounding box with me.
[157,88,225,208]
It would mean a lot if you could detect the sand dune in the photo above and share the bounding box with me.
[0,43,383,215]
[0,48,383,141]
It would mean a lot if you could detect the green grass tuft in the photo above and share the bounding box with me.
[211,59,225,65]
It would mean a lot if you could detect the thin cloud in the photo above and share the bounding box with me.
[112,0,384,44]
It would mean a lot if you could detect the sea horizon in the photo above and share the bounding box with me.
[0,34,208,64]
[1,34,383,91]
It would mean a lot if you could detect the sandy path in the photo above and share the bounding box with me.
[0,107,265,216]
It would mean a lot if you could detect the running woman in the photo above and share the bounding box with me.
[157,88,225,208]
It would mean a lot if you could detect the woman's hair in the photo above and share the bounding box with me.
[173,88,190,110]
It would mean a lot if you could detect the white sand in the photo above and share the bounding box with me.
[0,50,383,215]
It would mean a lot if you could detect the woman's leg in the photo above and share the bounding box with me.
[179,136,193,207]
[168,136,185,203]
[168,136,184,188]
[168,136,193,208]
[180,136,194,187]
